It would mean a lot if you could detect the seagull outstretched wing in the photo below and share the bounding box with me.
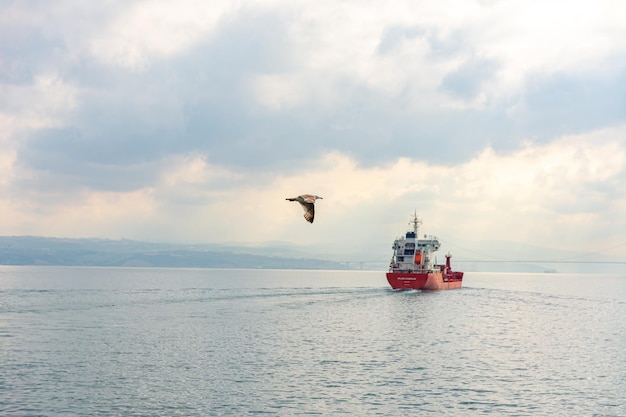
[286,194,323,223]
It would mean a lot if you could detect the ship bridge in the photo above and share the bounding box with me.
[391,234,441,272]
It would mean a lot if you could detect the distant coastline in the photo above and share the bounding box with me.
[1,236,623,273]
[0,236,350,270]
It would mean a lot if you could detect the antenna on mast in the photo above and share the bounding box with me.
[410,210,422,235]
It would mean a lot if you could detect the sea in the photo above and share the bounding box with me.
[1,266,624,417]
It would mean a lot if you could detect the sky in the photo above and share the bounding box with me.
[1,0,625,262]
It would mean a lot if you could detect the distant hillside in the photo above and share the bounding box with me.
[1,236,622,273]
[0,236,349,270]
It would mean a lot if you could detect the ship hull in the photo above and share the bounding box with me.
[386,271,463,290]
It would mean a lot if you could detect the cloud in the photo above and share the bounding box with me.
[376,26,426,56]
[4,125,624,259]
[1,0,625,258]
[440,56,500,101]
[0,74,79,138]
[85,1,238,71]
[517,69,626,139]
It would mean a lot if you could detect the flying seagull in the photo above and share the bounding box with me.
[286,194,323,223]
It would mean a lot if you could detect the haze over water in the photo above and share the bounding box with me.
[1,267,624,416]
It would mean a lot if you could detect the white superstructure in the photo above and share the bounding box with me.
[389,212,441,273]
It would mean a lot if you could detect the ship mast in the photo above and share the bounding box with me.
[410,210,422,236]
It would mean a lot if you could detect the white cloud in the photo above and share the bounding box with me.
[468,1,626,92]
[0,124,623,257]
[444,128,626,245]
[266,0,626,109]
[250,74,309,111]
[0,148,16,187]
[1,0,625,261]
[89,0,239,70]
[0,74,79,137]
[160,153,240,188]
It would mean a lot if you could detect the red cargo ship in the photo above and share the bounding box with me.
[387,212,464,290]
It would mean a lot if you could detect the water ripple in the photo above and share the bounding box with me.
[1,268,624,416]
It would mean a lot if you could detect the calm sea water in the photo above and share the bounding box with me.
[1,266,625,416]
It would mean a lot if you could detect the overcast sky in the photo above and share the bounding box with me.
[1,0,625,261]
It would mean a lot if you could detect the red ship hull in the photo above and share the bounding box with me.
[386,271,463,290]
